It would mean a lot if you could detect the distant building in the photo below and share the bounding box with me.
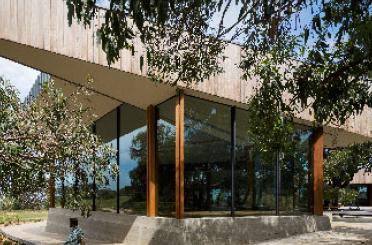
[23,72,50,105]
[350,169,372,206]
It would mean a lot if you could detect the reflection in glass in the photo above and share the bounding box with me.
[280,127,312,213]
[157,98,176,217]
[119,104,147,215]
[235,109,276,215]
[184,96,231,217]
[95,110,118,212]
[351,185,369,206]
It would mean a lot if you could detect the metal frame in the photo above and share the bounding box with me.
[116,106,120,214]
[92,123,97,212]
[231,107,236,216]
[276,150,280,216]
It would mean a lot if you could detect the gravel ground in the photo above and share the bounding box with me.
[258,218,372,245]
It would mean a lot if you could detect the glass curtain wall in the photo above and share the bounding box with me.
[92,95,313,216]
[184,96,231,217]
[181,102,311,217]
[156,98,176,217]
[119,104,147,215]
[95,110,118,212]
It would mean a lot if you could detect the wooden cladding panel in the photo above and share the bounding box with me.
[175,91,185,219]
[0,0,371,139]
[147,105,157,217]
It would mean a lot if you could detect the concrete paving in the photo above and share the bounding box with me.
[258,218,372,245]
[0,221,109,245]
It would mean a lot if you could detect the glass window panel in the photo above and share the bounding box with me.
[293,128,312,213]
[352,185,369,206]
[157,98,176,217]
[280,126,312,214]
[235,108,276,216]
[184,96,231,217]
[95,110,117,212]
[119,104,147,215]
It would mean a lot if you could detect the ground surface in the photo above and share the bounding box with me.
[0,210,48,225]
[0,221,108,245]
[259,217,372,245]
[2,216,372,244]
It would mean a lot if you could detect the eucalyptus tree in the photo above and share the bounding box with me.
[0,76,117,211]
[324,141,372,205]
[66,0,372,127]
[325,142,372,189]
[0,77,48,208]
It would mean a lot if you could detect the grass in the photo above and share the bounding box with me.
[0,210,48,225]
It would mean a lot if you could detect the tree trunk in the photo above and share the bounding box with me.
[61,171,66,208]
[48,170,56,208]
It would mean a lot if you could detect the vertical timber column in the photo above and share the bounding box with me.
[312,127,324,215]
[176,91,185,219]
[147,105,157,217]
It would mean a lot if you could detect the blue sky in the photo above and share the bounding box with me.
[0,57,39,100]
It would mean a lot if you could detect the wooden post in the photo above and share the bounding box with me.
[311,127,324,215]
[176,91,185,219]
[147,105,157,217]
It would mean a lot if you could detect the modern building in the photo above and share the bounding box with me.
[1,0,371,242]
[23,72,50,105]
[350,169,372,206]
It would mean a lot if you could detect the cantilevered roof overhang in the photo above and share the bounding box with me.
[0,0,371,148]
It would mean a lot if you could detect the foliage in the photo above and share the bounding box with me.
[0,76,117,213]
[245,90,295,158]
[324,141,372,189]
[66,0,372,127]
[338,188,359,206]
[324,141,372,205]
[324,187,359,206]
[0,210,48,225]
[0,196,15,211]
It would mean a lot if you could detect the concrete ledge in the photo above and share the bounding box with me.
[46,208,331,244]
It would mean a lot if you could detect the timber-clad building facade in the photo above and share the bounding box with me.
[1,0,372,220]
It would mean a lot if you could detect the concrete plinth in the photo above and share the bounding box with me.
[45,208,331,244]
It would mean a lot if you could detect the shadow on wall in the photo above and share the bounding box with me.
[46,208,137,243]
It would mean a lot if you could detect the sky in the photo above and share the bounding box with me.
[0,57,39,100]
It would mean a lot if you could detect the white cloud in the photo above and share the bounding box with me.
[0,57,39,100]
